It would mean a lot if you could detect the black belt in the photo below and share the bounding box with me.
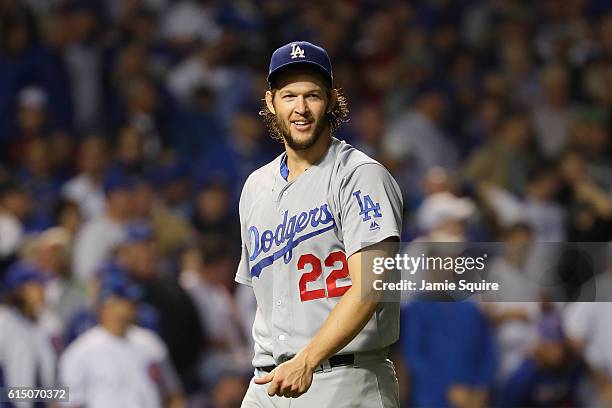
[257,354,355,373]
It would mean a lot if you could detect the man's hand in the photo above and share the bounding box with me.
[253,353,315,398]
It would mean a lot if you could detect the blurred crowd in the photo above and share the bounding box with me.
[0,0,612,407]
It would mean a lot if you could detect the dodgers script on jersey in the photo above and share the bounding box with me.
[235,138,403,367]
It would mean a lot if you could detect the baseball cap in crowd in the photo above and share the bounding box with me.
[103,170,136,195]
[122,222,154,244]
[97,271,143,304]
[3,262,48,292]
[97,262,142,303]
[268,41,333,87]
[417,192,476,233]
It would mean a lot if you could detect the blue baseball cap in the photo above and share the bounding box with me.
[103,170,137,195]
[122,222,154,244]
[268,41,333,87]
[98,279,142,303]
[96,262,142,303]
[3,262,47,292]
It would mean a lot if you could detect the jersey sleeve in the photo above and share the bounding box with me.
[338,163,403,257]
[235,183,252,287]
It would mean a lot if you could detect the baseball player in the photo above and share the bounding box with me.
[0,262,57,408]
[235,41,403,407]
[59,271,184,408]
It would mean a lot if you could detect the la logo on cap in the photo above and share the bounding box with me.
[290,43,305,59]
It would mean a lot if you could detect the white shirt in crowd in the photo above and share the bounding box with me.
[0,212,23,258]
[489,301,541,382]
[564,299,612,406]
[564,272,612,376]
[481,185,566,241]
[61,175,106,219]
[72,214,126,283]
[0,306,57,408]
[60,325,179,408]
[383,110,458,176]
[531,105,577,159]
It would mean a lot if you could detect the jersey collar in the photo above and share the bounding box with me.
[278,137,339,182]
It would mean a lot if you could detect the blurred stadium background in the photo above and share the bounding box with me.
[1,0,612,407]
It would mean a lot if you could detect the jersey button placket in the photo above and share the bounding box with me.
[274,186,294,352]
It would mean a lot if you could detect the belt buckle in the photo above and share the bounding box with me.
[315,359,332,373]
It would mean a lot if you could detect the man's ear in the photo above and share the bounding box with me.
[265,91,275,114]
[327,89,338,113]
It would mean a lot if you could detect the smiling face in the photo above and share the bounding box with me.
[265,68,336,151]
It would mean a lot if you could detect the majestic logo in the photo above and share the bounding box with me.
[353,190,382,222]
[249,203,335,277]
[290,43,305,59]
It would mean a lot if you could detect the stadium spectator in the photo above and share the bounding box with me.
[116,75,174,157]
[16,137,66,232]
[52,198,82,239]
[350,104,387,159]
[531,65,578,159]
[0,180,30,270]
[170,84,226,157]
[464,109,535,195]
[416,189,476,242]
[59,271,185,408]
[71,171,134,283]
[32,227,86,333]
[477,164,566,241]
[496,301,581,407]
[563,248,612,406]
[60,0,105,134]
[482,224,544,397]
[0,2,39,151]
[564,300,612,407]
[180,238,251,388]
[191,180,239,242]
[61,135,110,219]
[0,262,57,394]
[558,149,612,241]
[114,222,204,391]
[400,301,497,408]
[8,87,50,166]
[382,84,458,195]
[112,125,148,176]
[130,176,195,259]
[151,156,193,219]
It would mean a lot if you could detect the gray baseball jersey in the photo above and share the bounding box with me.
[235,137,403,367]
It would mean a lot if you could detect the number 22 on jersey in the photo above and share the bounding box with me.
[298,251,352,302]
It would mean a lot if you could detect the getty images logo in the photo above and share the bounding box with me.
[290,43,305,59]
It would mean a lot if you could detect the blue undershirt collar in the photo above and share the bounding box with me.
[280,154,289,181]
